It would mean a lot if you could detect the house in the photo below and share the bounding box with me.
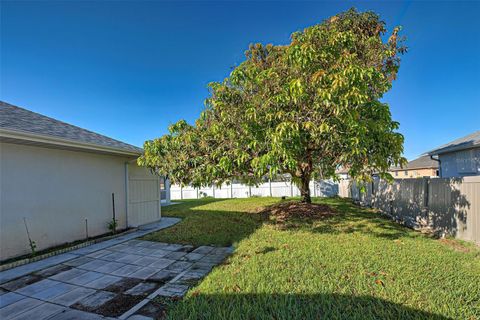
[0,101,168,260]
[426,131,480,178]
[389,155,439,178]
[335,167,350,180]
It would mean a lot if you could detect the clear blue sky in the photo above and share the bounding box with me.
[1,1,479,160]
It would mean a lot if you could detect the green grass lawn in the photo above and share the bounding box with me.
[144,197,480,320]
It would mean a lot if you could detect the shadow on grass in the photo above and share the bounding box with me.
[143,198,272,247]
[161,292,450,320]
[149,197,431,247]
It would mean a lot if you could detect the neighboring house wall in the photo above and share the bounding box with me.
[0,142,159,260]
[390,168,438,178]
[439,147,480,178]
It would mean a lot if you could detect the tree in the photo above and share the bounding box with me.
[139,8,407,203]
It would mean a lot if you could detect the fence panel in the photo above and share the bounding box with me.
[213,185,230,198]
[316,180,339,197]
[348,177,479,245]
[251,183,271,197]
[171,180,333,200]
[232,185,250,198]
[393,179,426,226]
[429,176,480,243]
[271,182,293,197]
[374,179,393,214]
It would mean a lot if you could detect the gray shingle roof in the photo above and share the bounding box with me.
[426,131,480,155]
[391,155,438,171]
[0,101,143,154]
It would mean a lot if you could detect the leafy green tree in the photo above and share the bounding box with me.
[139,8,407,203]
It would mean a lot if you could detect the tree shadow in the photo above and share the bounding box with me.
[427,178,471,238]
[163,196,430,244]
[144,198,275,247]
[159,292,451,320]
[364,178,471,239]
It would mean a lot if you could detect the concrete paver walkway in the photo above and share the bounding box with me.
[0,218,233,319]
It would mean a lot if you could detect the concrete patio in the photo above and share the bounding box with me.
[0,218,233,319]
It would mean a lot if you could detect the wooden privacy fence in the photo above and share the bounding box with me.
[339,177,480,244]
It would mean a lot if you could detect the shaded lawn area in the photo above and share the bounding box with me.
[143,197,480,319]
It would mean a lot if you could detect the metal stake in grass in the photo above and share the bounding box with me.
[23,217,37,256]
[85,218,89,239]
[112,192,117,234]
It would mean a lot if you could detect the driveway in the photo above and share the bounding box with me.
[0,219,233,319]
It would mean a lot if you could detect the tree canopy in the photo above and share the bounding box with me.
[139,8,407,203]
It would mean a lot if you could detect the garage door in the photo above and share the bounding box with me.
[127,164,161,227]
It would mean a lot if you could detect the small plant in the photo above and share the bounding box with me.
[108,219,118,234]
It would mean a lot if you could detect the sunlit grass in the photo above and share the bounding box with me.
[145,197,480,319]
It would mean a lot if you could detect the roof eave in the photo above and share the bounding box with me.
[426,142,480,156]
[0,128,143,157]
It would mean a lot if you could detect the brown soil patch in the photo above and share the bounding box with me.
[34,264,71,278]
[177,245,196,253]
[0,274,43,291]
[104,277,142,294]
[263,201,336,223]
[439,238,471,253]
[94,294,144,317]
[136,298,177,319]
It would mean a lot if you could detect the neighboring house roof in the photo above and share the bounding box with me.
[390,155,439,171]
[426,130,480,155]
[0,101,143,156]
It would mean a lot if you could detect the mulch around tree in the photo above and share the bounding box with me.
[262,201,336,223]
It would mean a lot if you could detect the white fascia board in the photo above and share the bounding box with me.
[0,128,142,157]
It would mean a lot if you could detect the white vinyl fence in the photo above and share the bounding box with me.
[171,180,339,200]
[339,177,480,245]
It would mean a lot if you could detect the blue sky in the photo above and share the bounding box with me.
[1,1,479,160]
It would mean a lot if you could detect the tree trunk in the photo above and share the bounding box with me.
[299,175,311,203]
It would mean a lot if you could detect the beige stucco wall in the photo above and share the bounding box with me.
[390,168,438,178]
[127,163,162,227]
[0,142,134,260]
